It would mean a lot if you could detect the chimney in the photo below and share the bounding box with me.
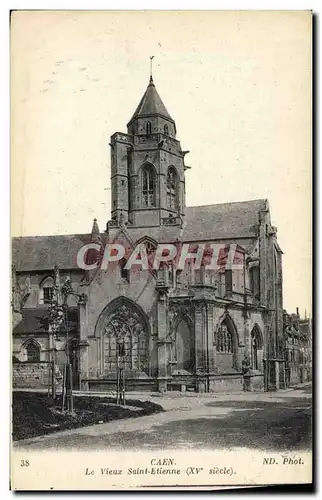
[296,307,300,318]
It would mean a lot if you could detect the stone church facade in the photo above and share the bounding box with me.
[12,75,285,393]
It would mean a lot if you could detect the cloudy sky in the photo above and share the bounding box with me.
[11,10,311,314]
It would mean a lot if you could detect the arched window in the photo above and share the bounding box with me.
[141,164,156,207]
[215,317,237,372]
[25,340,40,362]
[40,276,54,305]
[249,265,260,298]
[164,124,169,136]
[167,167,178,210]
[251,325,263,370]
[216,323,233,353]
[146,121,152,135]
[103,301,149,374]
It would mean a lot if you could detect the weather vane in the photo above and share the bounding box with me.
[150,55,154,79]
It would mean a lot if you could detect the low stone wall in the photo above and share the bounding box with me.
[12,362,64,389]
[243,370,264,392]
[87,378,158,392]
[12,362,50,389]
[208,374,243,393]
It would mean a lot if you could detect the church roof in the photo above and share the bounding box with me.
[127,77,174,126]
[13,307,78,334]
[184,199,268,240]
[113,199,267,244]
[12,234,91,272]
[12,199,268,272]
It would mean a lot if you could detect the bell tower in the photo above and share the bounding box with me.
[109,69,188,228]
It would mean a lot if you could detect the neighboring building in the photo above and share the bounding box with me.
[12,75,286,393]
[283,308,312,387]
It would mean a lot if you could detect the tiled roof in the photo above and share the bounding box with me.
[128,77,174,125]
[114,199,267,243]
[184,199,267,240]
[12,199,267,271]
[12,234,91,272]
[13,307,79,335]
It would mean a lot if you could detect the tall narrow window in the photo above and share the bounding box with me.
[43,287,54,304]
[250,325,263,370]
[146,121,152,135]
[249,265,260,298]
[40,276,54,305]
[164,124,169,135]
[141,164,156,207]
[225,269,233,294]
[216,324,233,353]
[167,167,178,210]
[26,340,40,362]
[120,257,130,282]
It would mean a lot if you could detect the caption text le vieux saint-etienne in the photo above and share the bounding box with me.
[84,455,305,477]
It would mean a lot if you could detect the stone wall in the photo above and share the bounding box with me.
[12,362,50,388]
[209,374,243,392]
[12,361,64,389]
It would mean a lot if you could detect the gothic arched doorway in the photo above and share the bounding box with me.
[175,318,195,373]
[98,298,150,376]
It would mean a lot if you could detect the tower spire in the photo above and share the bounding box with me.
[149,55,154,83]
[91,218,102,245]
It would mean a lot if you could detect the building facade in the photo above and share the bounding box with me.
[12,76,286,393]
[283,309,312,387]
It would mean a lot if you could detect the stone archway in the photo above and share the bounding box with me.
[175,318,195,373]
[96,297,150,376]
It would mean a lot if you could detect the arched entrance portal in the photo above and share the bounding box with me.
[175,319,195,373]
[98,298,150,376]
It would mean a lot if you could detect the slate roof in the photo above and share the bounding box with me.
[127,77,174,126]
[184,199,267,240]
[12,234,91,272]
[12,199,268,272]
[13,307,79,335]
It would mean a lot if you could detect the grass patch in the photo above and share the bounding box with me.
[12,391,164,441]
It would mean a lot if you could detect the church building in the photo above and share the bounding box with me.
[12,74,285,393]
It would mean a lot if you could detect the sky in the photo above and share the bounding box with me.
[11,10,312,315]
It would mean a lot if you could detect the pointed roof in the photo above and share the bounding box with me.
[127,77,174,126]
[91,218,102,244]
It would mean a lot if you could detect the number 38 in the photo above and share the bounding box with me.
[20,460,29,467]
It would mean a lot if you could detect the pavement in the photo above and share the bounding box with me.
[13,383,312,452]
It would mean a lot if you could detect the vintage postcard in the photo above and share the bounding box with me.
[10,10,312,490]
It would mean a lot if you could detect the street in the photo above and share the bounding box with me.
[14,385,312,452]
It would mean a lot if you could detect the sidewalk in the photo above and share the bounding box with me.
[13,384,311,415]
[13,381,312,400]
